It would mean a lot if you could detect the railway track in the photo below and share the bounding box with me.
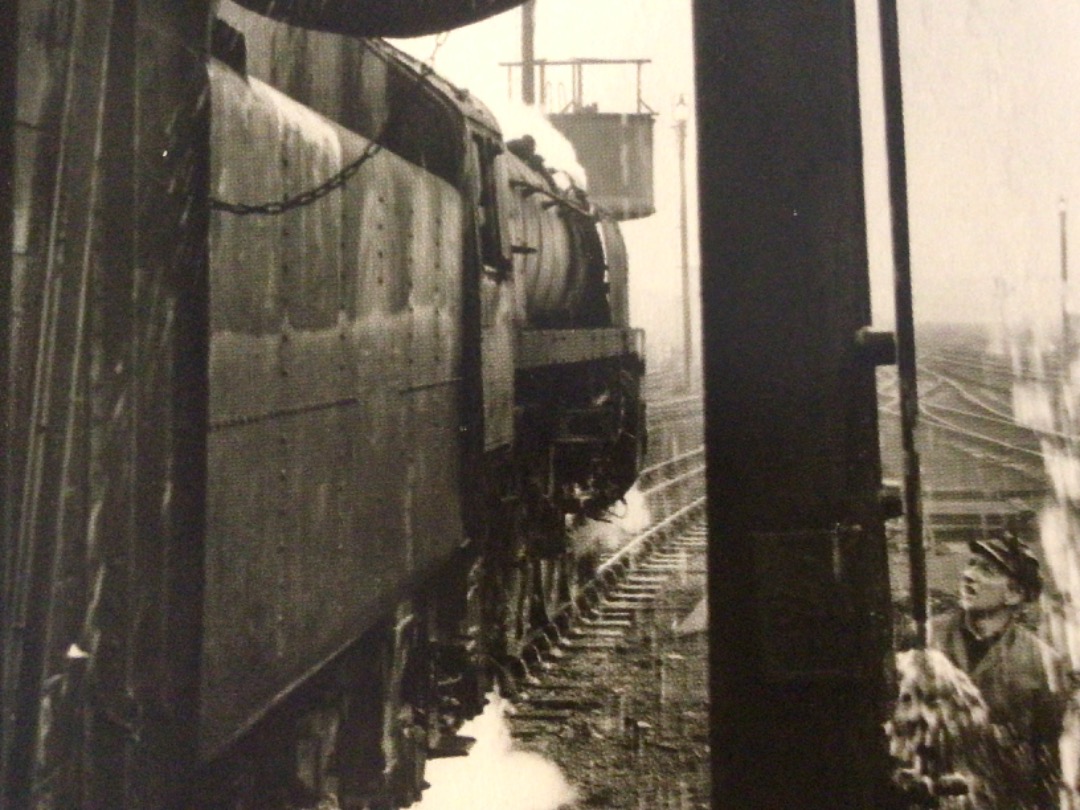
[645,392,704,471]
[514,519,707,683]
[919,374,1043,478]
[506,516,710,809]
[511,446,706,673]
[648,395,703,426]
[878,348,1048,492]
[476,441,710,806]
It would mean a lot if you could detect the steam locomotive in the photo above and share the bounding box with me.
[3,2,644,808]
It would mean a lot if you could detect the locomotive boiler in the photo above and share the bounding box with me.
[2,2,644,807]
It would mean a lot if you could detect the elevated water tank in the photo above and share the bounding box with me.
[548,110,655,220]
[501,57,657,221]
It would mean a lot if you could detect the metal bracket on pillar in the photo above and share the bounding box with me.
[854,327,897,367]
[878,482,904,521]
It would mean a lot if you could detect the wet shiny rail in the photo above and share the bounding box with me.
[514,449,706,675]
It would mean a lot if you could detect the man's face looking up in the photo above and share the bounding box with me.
[960,553,1022,614]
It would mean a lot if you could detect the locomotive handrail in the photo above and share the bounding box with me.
[509,178,591,217]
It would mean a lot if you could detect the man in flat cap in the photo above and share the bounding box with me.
[931,531,1068,807]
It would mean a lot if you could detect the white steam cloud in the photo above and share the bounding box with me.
[415,693,577,810]
[569,484,654,560]
[614,484,653,535]
[483,96,589,192]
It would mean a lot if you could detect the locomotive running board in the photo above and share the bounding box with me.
[516,327,644,370]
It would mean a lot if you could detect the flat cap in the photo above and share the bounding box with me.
[969,532,1042,602]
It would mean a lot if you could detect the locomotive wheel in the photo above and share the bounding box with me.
[293,705,345,805]
[496,553,576,660]
[497,553,540,661]
[330,601,431,810]
[537,554,575,628]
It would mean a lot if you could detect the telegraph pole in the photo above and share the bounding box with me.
[697,1,897,804]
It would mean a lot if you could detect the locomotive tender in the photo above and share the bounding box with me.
[3,2,644,807]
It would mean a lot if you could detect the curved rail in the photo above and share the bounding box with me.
[515,447,707,667]
[595,497,706,579]
[638,447,705,496]
[881,352,1049,487]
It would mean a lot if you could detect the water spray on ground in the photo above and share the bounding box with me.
[414,693,577,810]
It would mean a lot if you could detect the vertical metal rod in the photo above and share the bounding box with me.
[636,62,644,112]
[521,0,536,105]
[1061,198,1069,370]
[676,104,692,390]
[43,0,116,722]
[878,0,927,646]
[0,0,15,603]
[0,1,16,798]
[3,2,92,802]
[1062,199,1069,286]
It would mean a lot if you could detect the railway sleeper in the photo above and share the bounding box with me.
[614,582,664,593]
[578,622,630,635]
[626,573,671,583]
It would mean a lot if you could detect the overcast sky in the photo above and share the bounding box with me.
[861,0,1080,327]
[396,1,1080,338]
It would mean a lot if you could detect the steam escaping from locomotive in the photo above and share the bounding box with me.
[415,694,577,810]
[483,95,588,191]
[615,484,652,534]
[568,484,653,560]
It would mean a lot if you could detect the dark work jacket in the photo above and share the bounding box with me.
[931,610,1067,807]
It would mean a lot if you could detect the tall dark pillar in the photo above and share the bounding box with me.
[694,3,898,807]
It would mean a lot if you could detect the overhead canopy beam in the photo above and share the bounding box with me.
[229,0,526,37]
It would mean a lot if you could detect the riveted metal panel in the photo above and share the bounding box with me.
[218,2,499,188]
[517,327,644,370]
[204,64,464,757]
[481,288,516,450]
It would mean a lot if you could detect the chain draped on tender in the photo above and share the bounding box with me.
[209,140,384,216]
[209,34,448,216]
